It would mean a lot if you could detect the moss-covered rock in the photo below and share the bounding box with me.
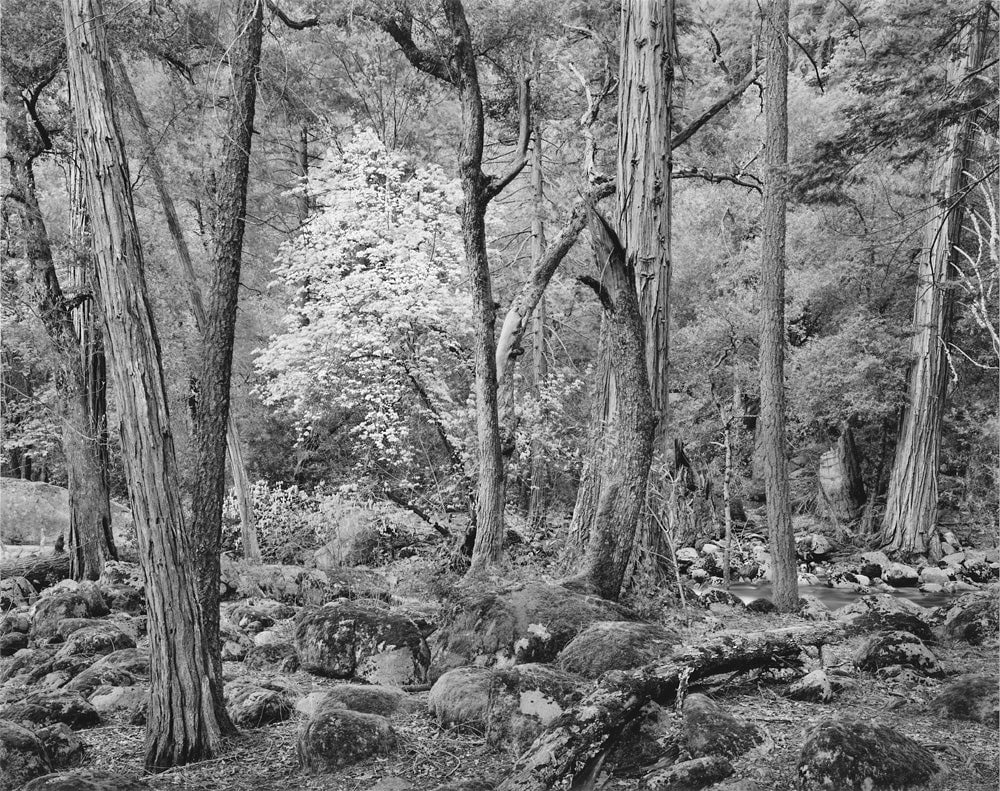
[0,691,100,731]
[224,681,293,729]
[1,576,37,612]
[640,755,733,790]
[855,631,938,674]
[245,642,300,673]
[931,674,999,725]
[55,623,135,659]
[21,769,145,790]
[556,621,678,679]
[309,684,408,717]
[29,588,107,642]
[0,718,51,789]
[941,592,999,645]
[297,708,396,772]
[682,694,765,760]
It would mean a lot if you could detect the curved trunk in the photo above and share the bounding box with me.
[818,426,866,528]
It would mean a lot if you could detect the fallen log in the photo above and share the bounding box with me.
[0,551,70,591]
[497,623,847,791]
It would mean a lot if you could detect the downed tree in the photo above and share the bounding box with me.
[497,623,846,791]
[0,552,70,591]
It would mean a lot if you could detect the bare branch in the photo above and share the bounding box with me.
[485,75,532,201]
[674,65,760,150]
[375,11,454,85]
[265,0,318,29]
[674,165,762,193]
[577,274,613,312]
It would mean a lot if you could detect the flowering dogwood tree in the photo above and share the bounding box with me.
[256,130,474,492]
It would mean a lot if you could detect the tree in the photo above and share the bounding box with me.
[758,0,797,611]
[881,5,991,557]
[61,0,231,768]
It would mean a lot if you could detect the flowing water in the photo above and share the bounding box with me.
[724,582,958,611]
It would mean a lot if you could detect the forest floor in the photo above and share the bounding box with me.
[75,592,999,791]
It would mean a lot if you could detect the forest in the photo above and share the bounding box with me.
[0,0,997,789]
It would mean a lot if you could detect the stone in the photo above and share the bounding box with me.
[855,631,938,674]
[307,684,407,717]
[86,648,149,679]
[930,674,999,726]
[220,559,375,606]
[0,612,30,635]
[798,718,938,791]
[0,691,100,730]
[918,583,945,594]
[0,718,51,790]
[220,621,254,662]
[0,632,28,656]
[883,562,919,587]
[941,592,999,645]
[297,708,396,772]
[55,624,135,659]
[676,547,699,564]
[30,588,108,642]
[919,566,950,586]
[859,551,891,577]
[429,581,630,676]
[227,604,276,634]
[32,723,85,770]
[787,669,834,703]
[797,595,832,622]
[0,479,133,548]
[1,576,37,611]
[555,621,678,679]
[88,687,147,723]
[428,664,583,754]
[224,681,293,729]
[640,755,734,790]
[295,601,429,686]
[837,594,935,639]
[682,694,764,760]
[0,648,55,684]
[21,770,146,790]
[245,643,300,673]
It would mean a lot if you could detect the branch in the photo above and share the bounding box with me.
[485,74,532,201]
[674,166,762,193]
[376,11,454,85]
[577,275,613,312]
[673,65,761,150]
[265,0,319,29]
[384,490,452,538]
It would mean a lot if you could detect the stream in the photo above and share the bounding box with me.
[724,582,958,611]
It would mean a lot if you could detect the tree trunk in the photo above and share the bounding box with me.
[61,0,231,769]
[0,552,71,592]
[497,623,846,791]
[189,0,264,680]
[526,120,548,529]
[758,0,797,612]
[818,425,866,528]
[881,8,989,558]
[113,59,262,567]
[571,210,655,600]
[2,84,116,582]
[297,123,310,224]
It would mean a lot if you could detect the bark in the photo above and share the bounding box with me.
[498,623,846,791]
[189,0,264,682]
[758,0,797,612]
[2,81,115,582]
[113,59,262,567]
[0,553,71,592]
[818,425,866,527]
[881,8,989,557]
[297,123,310,223]
[570,209,655,600]
[61,0,230,769]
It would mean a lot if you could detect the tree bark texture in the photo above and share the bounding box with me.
[572,210,655,601]
[114,58,262,567]
[818,426,866,526]
[188,0,264,683]
[61,0,230,769]
[758,0,797,612]
[881,9,989,557]
[3,83,116,582]
[497,623,846,791]
[0,552,71,592]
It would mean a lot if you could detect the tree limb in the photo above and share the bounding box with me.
[265,0,319,30]
[383,490,452,538]
[376,11,454,85]
[673,65,761,150]
[674,166,762,193]
[577,275,613,312]
[485,75,532,201]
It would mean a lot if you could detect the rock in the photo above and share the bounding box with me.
[295,601,429,686]
[219,621,254,662]
[227,604,276,634]
[555,621,678,679]
[297,708,396,772]
[224,681,293,728]
[682,694,764,759]
[855,631,938,674]
[54,618,105,641]
[0,479,133,548]
[252,629,285,647]
[97,562,143,590]
[798,718,938,791]
[1,576,37,611]
[21,770,146,790]
[883,562,919,587]
[0,632,28,656]
[918,583,945,594]
[697,588,746,610]
[0,612,30,635]
[220,559,375,606]
[245,643,300,673]
[0,691,100,730]
[676,547,699,564]
[0,718,51,790]
[55,624,135,659]
[32,723,84,769]
[930,674,999,726]
[837,595,935,640]
[87,648,149,679]
[433,781,495,791]
[918,566,950,586]
[307,684,407,717]
[640,756,734,790]
[745,598,775,614]
[30,588,108,641]
[0,647,55,684]
[88,687,146,723]
[859,551,891,577]
[797,595,832,622]
[787,669,834,703]
[428,663,583,753]
[941,592,999,645]
[796,533,833,560]
[429,581,630,675]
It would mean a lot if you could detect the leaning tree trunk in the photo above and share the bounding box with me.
[571,209,655,600]
[189,0,264,676]
[61,0,231,769]
[758,0,797,612]
[881,8,989,558]
[818,425,866,530]
[113,58,262,567]
[2,84,116,581]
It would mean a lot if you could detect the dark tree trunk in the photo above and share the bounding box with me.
[189,0,264,682]
[758,0,797,612]
[818,425,866,528]
[61,0,230,769]
[2,83,116,582]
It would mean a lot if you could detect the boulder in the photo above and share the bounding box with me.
[54,618,106,641]
[640,756,734,790]
[87,648,149,679]
[797,595,832,622]
[0,612,30,635]
[96,563,144,614]
[224,681,293,729]
[883,562,919,587]
[941,592,999,645]
[295,601,429,686]
[32,723,84,770]
[682,694,765,760]
[30,587,108,641]
[798,719,938,791]
[428,663,583,753]
[676,547,699,564]
[21,770,146,790]
[0,647,55,684]
[306,684,407,717]
[0,632,28,656]
[858,551,891,578]
[297,708,396,772]
[837,595,935,639]
[0,691,100,730]
[1,576,37,611]
[429,581,631,675]
[87,687,147,724]
[245,643,300,673]
[219,621,254,662]
[918,566,950,587]
[786,669,834,703]
[855,631,938,674]
[555,621,679,679]
[220,559,380,606]
[55,623,135,659]
[930,674,999,726]
[0,718,51,790]
[0,479,133,548]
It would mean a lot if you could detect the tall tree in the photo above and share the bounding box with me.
[61,0,231,768]
[189,0,265,662]
[881,5,991,557]
[758,0,797,611]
